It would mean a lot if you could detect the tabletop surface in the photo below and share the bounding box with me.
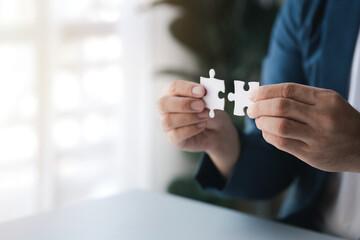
[0,191,344,240]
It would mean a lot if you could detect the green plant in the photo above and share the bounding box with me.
[152,0,279,126]
[153,0,281,214]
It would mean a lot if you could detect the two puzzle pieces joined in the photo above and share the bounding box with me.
[200,69,260,118]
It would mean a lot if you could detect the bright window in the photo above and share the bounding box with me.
[0,0,153,222]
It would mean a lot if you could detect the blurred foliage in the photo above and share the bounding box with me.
[152,0,279,126]
[167,176,239,209]
[152,0,281,213]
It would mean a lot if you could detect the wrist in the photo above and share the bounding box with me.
[206,123,241,178]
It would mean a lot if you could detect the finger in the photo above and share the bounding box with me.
[250,83,320,105]
[248,98,313,124]
[262,131,307,158]
[206,110,229,130]
[158,96,205,115]
[255,116,313,142]
[163,79,205,98]
[161,110,209,131]
[168,122,207,147]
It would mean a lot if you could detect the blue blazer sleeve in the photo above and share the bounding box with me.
[195,0,308,200]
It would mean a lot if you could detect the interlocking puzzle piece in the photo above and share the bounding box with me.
[228,81,260,116]
[200,69,225,118]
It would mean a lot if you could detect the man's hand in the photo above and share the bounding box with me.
[247,83,360,172]
[158,80,240,178]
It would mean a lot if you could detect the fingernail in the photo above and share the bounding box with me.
[191,101,203,111]
[248,89,257,101]
[197,122,207,129]
[192,86,204,96]
[197,112,208,119]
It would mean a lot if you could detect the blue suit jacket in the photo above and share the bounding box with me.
[195,0,360,230]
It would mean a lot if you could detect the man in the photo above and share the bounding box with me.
[158,0,360,238]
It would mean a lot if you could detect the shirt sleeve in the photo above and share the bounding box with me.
[195,0,308,200]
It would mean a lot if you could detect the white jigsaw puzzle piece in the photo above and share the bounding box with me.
[200,69,225,118]
[228,81,260,116]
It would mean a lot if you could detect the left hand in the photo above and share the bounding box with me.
[247,83,360,172]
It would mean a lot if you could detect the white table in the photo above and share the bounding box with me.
[0,191,344,240]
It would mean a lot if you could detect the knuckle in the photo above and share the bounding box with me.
[317,91,342,130]
[161,115,173,130]
[277,119,290,135]
[168,81,178,95]
[166,128,188,150]
[317,89,340,104]
[275,98,288,114]
[323,116,337,132]
[281,83,296,98]
[276,137,288,148]
[167,80,180,96]
[168,129,180,142]
[312,90,344,133]
[328,91,342,107]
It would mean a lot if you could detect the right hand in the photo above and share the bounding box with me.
[158,79,241,178]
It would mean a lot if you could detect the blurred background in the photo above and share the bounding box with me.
[0,0,283,223]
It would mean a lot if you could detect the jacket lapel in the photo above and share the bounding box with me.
[320,0,360,99]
